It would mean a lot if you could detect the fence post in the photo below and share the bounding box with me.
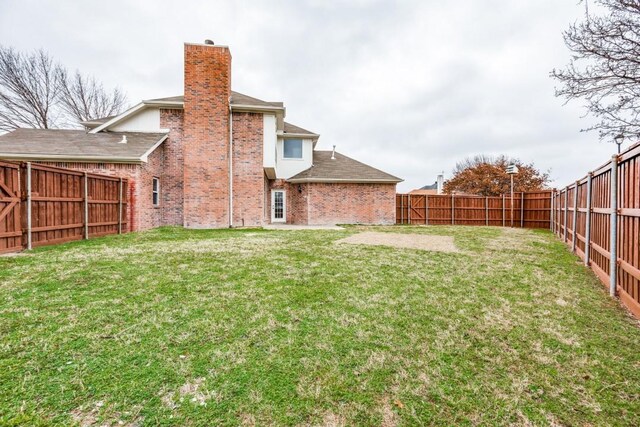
[83,172,89,239]
[609,155,619,297]
[520,192,524,228]
[425,195,429,225]
[549,190,556,234]
[25,162,32,250]
[563,189,568,243]
[451,194,455,225]
[572,181,579,252]
[400,194,404,224]
[502,194,505,227]
[407,194,411,225]
[584,173,592,266]
[118,178,123,234]
[485,196,489,226]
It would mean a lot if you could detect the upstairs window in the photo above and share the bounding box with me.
[152,177,160,206]
[283,139,303,159]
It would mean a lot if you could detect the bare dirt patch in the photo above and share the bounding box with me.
[337,232,459,253]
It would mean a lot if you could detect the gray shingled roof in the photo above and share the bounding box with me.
[0,129,167,162]
[82,91,287,129]
[421,182,438,190]
[288,151,402,183]
[143,91,283,108]
[283,122,317,136]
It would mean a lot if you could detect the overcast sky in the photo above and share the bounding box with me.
[0,0,625,191]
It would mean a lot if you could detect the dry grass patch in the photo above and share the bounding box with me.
[336,231,460,253]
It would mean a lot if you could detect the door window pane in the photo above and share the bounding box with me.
[274,191,284,219]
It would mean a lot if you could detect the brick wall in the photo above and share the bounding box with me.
[307,183,396,225]
[39,147,166,232]
[183,43,232,228]
[137,147,164,230]
[160,109,184,225]
[267,180,308,224]
[232,112,265,226]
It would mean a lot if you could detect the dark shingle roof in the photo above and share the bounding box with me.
[0,129,167,162]
[81,91,286,128]
[142,91,283,108]
[288,151,402,183]
[421,182,438,190]
[283,122,317,136]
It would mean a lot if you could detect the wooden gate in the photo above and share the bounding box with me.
[0,161,22,253]
[0,161,128,253]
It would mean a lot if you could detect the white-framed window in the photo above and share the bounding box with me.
[283,139,303,159]
[152,177,160,206]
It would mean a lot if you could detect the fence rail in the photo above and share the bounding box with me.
[552,142,640,318]
[396,191,552,228]
[0,161,128,253]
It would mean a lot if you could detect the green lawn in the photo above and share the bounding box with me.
[1,226,639,426]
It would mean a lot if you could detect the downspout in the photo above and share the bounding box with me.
[229,97,233,228]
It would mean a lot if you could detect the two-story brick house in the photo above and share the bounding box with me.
[0,41,402,230]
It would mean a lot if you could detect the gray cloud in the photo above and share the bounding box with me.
[0,0,623,191]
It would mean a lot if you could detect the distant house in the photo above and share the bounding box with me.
[410,174,444,195]
[0,40,402,230]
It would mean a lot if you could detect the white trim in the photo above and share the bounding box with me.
[271,189,286,223]
[89,103,146,133]
[142,100,184,107]
[0,153,144,163]
[140,134,169,162]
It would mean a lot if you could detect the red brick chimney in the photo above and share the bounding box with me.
[183,41,232,228]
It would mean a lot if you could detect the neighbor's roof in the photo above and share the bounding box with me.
[287,151,402,184]
[0,129,167,163]
[420,182,438,190]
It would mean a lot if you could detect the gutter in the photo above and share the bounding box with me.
[229,97,233,228]
[279,132,320,139]
[142,100,185,108]
[230,104,285,113]
[0,153,144,164]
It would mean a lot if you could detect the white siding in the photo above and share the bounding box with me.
[275,138,313,179]
[263,114,277,171]
[110,108,161,132]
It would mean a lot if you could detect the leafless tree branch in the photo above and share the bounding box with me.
[0,46,128,133]
[551,0,640,141]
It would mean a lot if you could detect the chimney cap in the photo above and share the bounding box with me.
[204,39,215,45]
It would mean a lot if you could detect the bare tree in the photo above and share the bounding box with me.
[57,70,127,125]
[0,47,63,131]
[0,45,127,133]
[551,0,640,141]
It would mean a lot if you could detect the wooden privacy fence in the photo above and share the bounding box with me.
[552,142,640,318]
[396,191,552,228]
[0,161,128,254]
